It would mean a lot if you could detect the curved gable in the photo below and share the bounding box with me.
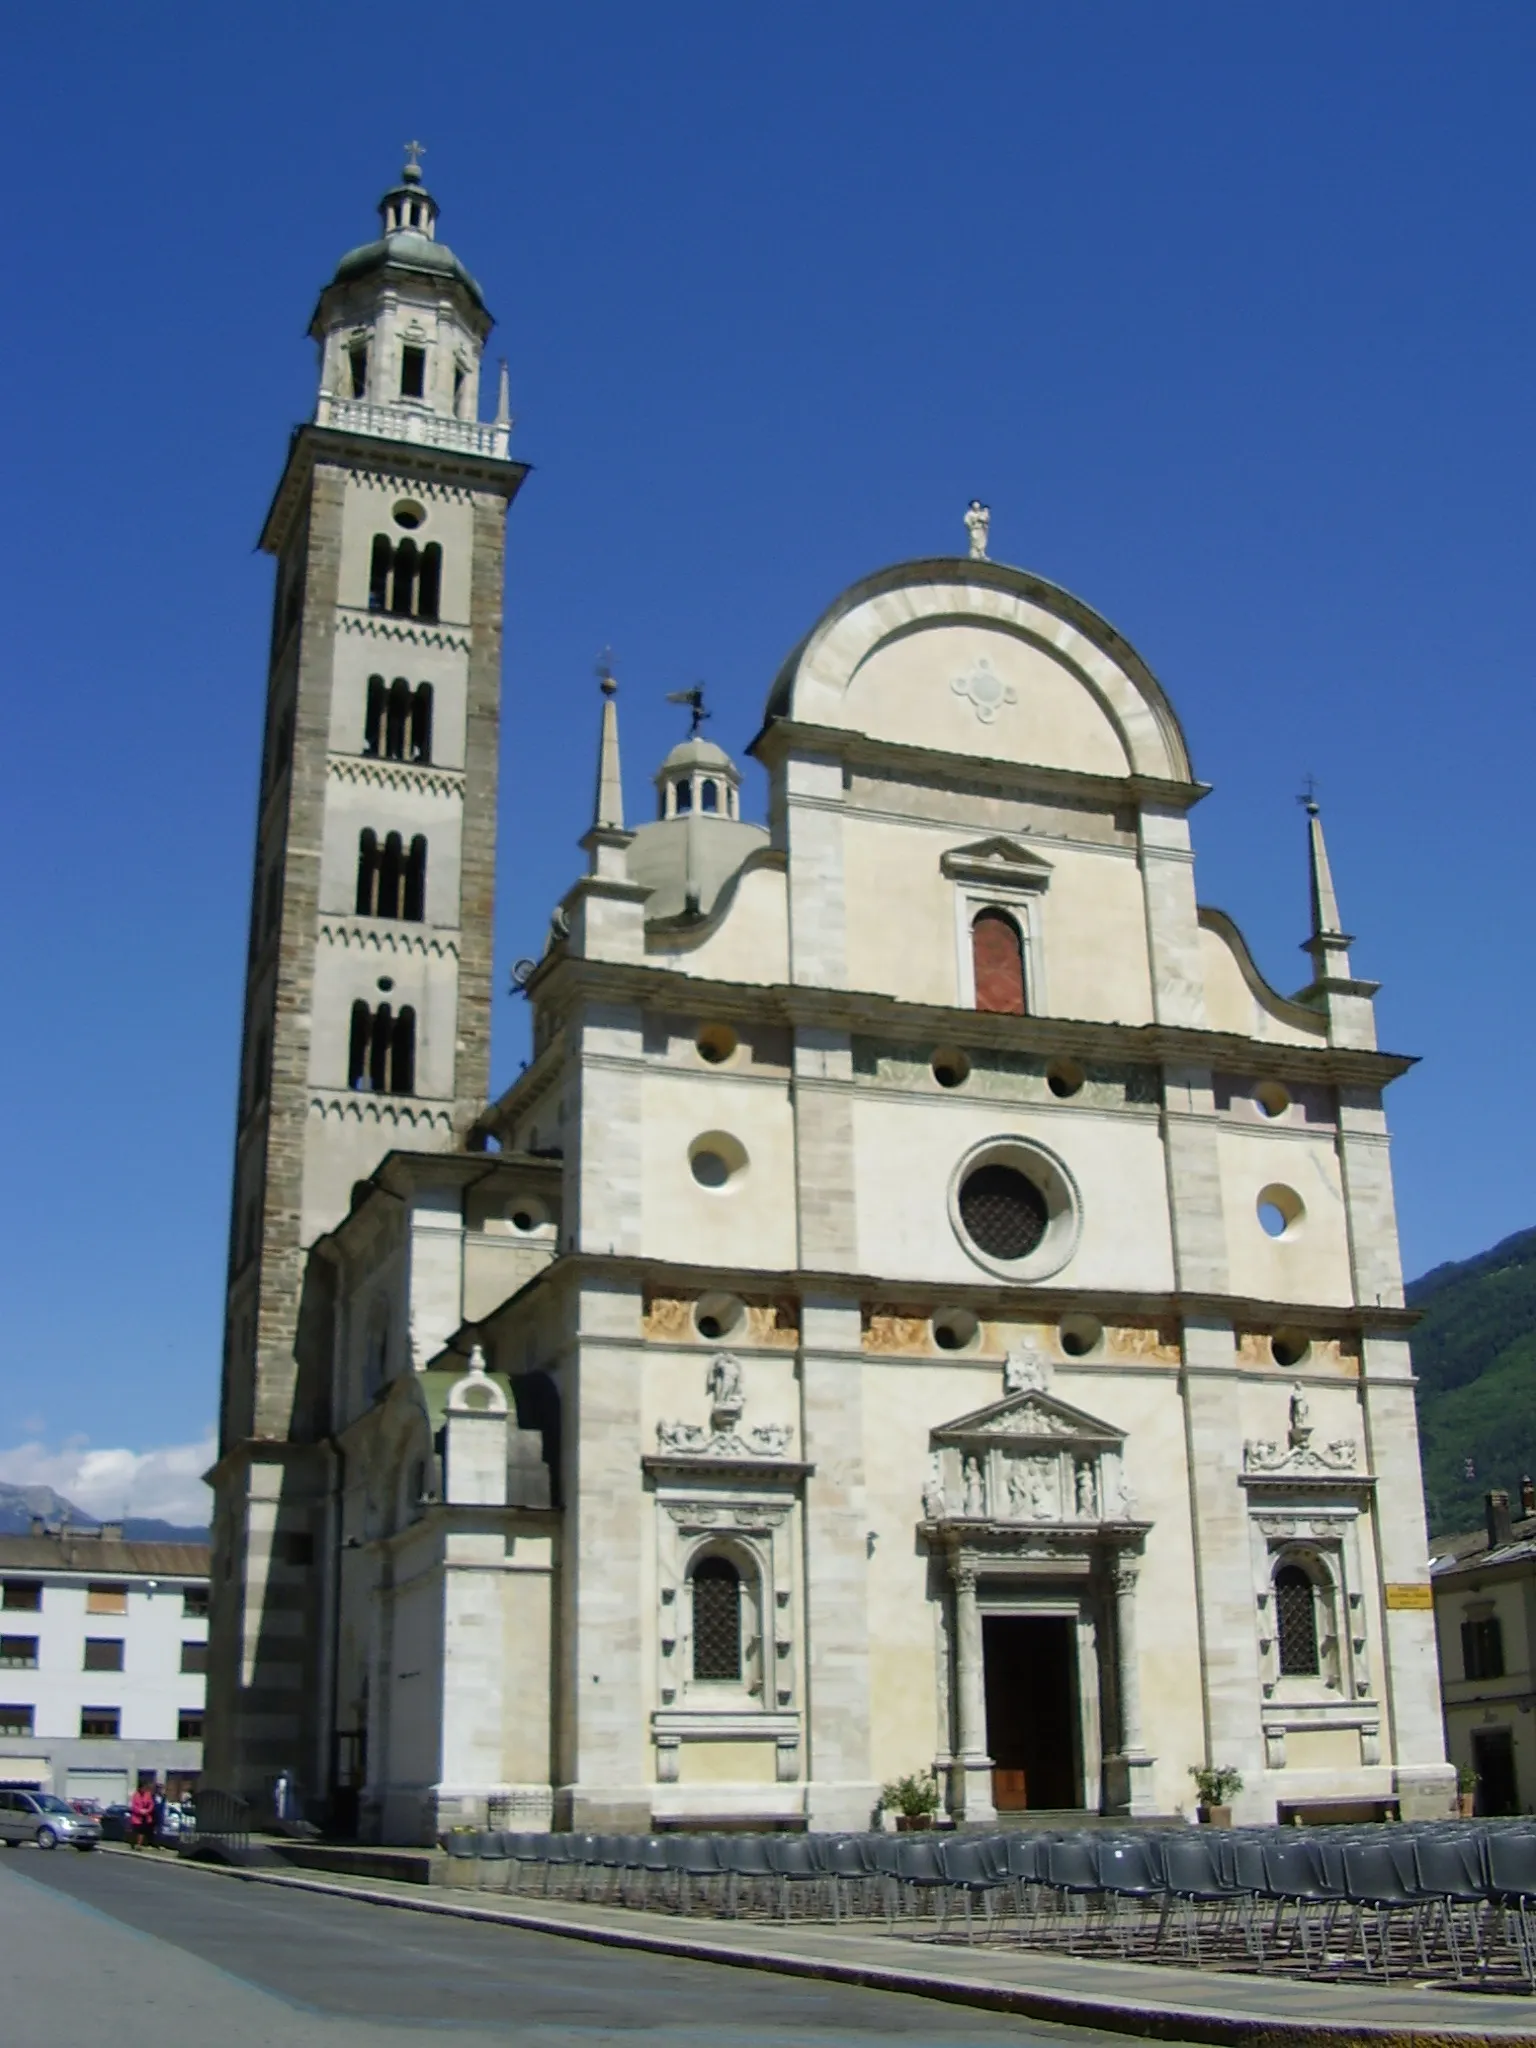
[763,558,1194,784]
[1198,908,1327,1046]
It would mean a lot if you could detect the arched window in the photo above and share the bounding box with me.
[390,1006,416,1095]
[390,539,418,618]
[675,778,693,815]
[691,1556,742,1681]
[700,779,719,814]
[355,830,379,916]
[1274,1563,1320,1677]
[376,832,404,918]
[410,683,433,763]
[385,678,411,760]
[368,536,392,613]
[364,676,386,756]
[972,907,1026,1015]
[399,345,426,400]
[348,1001,371,1089]
[417,543,441,623]
[403,836,427,922]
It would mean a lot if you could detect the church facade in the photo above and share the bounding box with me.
[207,161,1453,1841]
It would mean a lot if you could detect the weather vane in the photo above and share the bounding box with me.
[595,647,616,697]
[1296,773,1319,813]
[665,684,710,735]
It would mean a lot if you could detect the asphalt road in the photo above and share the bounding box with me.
[2,1847,1153,2047]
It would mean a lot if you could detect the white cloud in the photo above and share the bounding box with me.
[0,1432,215,1526]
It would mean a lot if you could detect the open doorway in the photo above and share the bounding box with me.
[1473,1728,1519,1817]
[983,1613,1081,1811]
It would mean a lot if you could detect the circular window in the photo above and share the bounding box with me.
[689,1131,748,1191]
[958,1164,1049,1261]
[1271,1328,1311,1369]
[932,1047,971,1090]
[508,1197,548,1234]
[1046,1058,1085,1099]
[949,1137,1081,1281]
[696,1024,738,1066]
[694,1292,745,1342]
[1059,1313,1103,1358]
[1257,1184,1305,1239]
[392,499,425,529]
[376,976,394,993]
[932,1307,980,1353]
[1255,1080,1291,1120]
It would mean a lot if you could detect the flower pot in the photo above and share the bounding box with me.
[1197,1804,1232,1828]
[895,1813,934,1831]
[1458,1793,1476,1819]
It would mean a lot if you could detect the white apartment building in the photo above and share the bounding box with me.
[0,1526,209,1804]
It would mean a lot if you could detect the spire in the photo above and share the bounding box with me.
[495,358,511,426]
[593,652,625,833]
[1300,789,1353,982]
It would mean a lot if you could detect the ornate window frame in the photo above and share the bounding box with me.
[941,839,1052,1014]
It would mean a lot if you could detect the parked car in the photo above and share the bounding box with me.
[69,1798,103,1817]
[99,1803,130,1842]
[0,1790,101,1851]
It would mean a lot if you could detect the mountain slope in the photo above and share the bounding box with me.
[0,1481,206,1545]
[1409,1226,1536,1535]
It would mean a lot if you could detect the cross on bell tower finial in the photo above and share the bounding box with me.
[403,138,427,181]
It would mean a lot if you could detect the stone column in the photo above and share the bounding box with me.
[1104,1557,1157,1816]
[951,1560,996,1824]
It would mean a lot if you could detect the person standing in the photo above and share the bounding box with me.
[128,1779,155,1851]
[150,1783,167,1849]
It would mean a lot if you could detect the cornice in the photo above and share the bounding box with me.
[516,954,1414,1087]
[336,611,472,654]
[752,717,1210,814]
[259,421,529,556]
[327,755,466,801]
[317,918,461,961]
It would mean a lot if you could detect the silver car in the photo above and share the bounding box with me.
[0,1790,101,1850]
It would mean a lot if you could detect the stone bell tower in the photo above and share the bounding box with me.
[206,151,527,1796]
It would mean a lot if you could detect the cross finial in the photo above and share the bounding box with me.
[403,138,427,178]
[596,647,617,698]
[1296,772,1319,815]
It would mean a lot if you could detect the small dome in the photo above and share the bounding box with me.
[329,228,487,313]
[655,735,737,781]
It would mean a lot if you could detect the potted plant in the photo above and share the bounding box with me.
[881,1770,941,1831]
[1189,1764,1243,1827]
[1455,1763,1478,1819]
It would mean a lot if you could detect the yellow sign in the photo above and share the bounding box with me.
[1384,1582,1434,1611]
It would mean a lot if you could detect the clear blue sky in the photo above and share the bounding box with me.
[3,3,1533,1503]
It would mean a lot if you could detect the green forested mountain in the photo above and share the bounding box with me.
[1409,1226,1536,1536]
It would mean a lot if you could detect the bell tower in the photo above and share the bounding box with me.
[206,153,527,1795]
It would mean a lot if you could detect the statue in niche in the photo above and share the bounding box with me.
[962,1454,987,1517]
[1288,1388,1312,1448]
[922,1454,946,1521]
[1075,1460,1098,1519]
[707,1352,744,1426]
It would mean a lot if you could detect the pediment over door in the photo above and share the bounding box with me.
[925,1389,1135,1531]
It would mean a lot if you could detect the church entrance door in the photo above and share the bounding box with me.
[982,1614,1080,1811]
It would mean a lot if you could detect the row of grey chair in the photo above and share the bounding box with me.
[441,1820,1536,1982]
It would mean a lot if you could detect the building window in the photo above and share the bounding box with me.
[83,1638,125,1673]
[0,1636,38,1669]
[367,539,440,622]
[182,1588,209,1620]
[675,778,693,815]
[180,1641,208,1675]
[691,1556,742,1681]
[1,1582,40,1612]
[0,1705,34,1737]
[86,1583,128,1616]
[971,907,1027,1015]
[80,1707,120,1739]
[349,1001,416,1096]
[410,682,433,762]
[1274,1563,1320,1677]
[1463,1615,1506,1681]
[278,1532,315,1568]
[399,344,426,399]
[700,778,719,814]
[178,1710,205,1742]
[957,1161,1049,1262]
[347,339,368,398]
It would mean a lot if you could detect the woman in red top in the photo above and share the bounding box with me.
[127,1780,156,1851]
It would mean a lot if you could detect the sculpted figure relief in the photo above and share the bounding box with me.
[962,1454,987,1517]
